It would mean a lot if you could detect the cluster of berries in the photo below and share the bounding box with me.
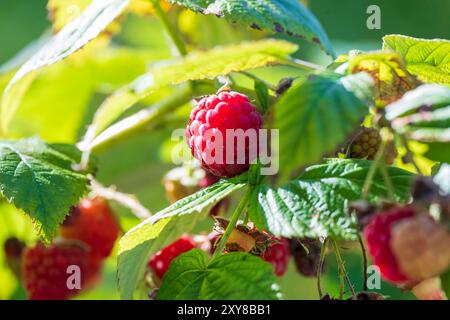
[4,197,120,300]
[147,219,326,294]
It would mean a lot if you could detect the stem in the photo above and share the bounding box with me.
[213,187,252,259]
[331,239,356,298]
[90,178,152,220]
[362,137,388,199]
[317,237,329,298]
[358,234,368,292]
[379,160,395,201]
[151,0,187,56]
[88,84,193,152]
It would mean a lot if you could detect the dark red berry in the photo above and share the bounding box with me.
[61,197,120,259]
[186,91,263,178]
[22,241,88,300]
[289,238,325,277]
[363,207,415,284]
[149,235,196,279]
[262,238,291,276]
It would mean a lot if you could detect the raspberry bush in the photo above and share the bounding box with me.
[0,0,449,301]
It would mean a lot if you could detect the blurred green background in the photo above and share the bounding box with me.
[0,0,449,300]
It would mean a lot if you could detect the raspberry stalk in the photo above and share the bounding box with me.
[212,187,253,258]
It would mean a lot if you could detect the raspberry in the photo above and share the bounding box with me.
[289,238,325,277]
[262,238,291,276]
[186,90,263,178]
[390,215,450,280]
[348,127,397,165]
[22,241,88,300]
[149,235,196,279]
[61,197,120,259]
[363,206,415,284]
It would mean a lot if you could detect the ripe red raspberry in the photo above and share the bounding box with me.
[186,91,263,178]
[363,207,415,284]
[262,238,291,276]
[149,235,196,279]
[22,241,88,300]
[61,197,120,259]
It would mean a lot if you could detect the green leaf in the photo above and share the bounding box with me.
[0,138,91,241]
[1,0,129,133]
[274,73,373,176]
[441,269,450,299]
[423,143,450,163]
[249,159,414,240]
[348,51,421,107]
[254,79,270,113]
[386,84,450,143]
[117,178,246,299]
[383,35,450,85]
[157,249,281,300]
[83,39,298,145]
[3,47,158,143]
[170,0,334,56]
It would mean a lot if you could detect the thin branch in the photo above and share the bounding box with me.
[151,0,187,56]
[89,177,152,220]
[317,237,329,298]
[331,238,356,298]
[358,234,368,292]
[362,135,388,199]
[213,187,252,259]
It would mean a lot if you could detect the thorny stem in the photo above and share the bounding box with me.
[358,234,368,291]
[331,238,356,298]
[151,0,187,56]
[317,237,329,298]
[213,187,253,259]
[89,177,152,220]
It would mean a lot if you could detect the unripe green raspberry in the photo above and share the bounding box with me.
[348,127,397,165]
